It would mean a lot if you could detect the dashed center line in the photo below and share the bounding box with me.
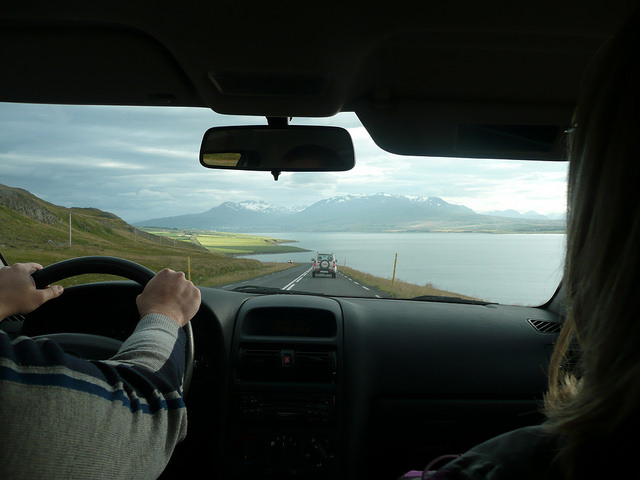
[283,267,312,290]
[279,267,385,298]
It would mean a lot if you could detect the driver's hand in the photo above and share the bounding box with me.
[136,268,201,327]
[0,263,64,320]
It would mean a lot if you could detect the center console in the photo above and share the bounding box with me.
[228,295,344,479]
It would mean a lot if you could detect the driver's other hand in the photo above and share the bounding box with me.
[0,263,64,320]
[136,268,201,327]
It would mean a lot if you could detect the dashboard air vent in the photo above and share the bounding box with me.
[239,347,337,383]
[243,349,281,366]
[296,351,337,373]
[527,318,562,334]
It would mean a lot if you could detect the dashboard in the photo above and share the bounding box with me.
[17,282,562,480]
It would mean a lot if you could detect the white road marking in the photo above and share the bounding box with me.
[279,268,385,298]
[283,267,312,290]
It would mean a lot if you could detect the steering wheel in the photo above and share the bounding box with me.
[29,256,195,396]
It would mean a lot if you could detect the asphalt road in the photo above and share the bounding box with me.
[223,263,389,298]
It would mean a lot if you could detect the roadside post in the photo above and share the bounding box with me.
[391,253,398,295]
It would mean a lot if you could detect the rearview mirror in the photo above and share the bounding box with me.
[200,125,355,180]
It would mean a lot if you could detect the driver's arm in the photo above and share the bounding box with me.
[0,267,201,480]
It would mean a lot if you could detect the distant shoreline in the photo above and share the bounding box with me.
[140,228,309,255]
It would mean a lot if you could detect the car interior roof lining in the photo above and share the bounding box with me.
[1,1,637,159]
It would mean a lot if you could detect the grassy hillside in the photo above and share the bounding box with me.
[0,184,292,286]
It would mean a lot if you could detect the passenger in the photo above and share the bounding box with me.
[0,262,201,479]
[404,8,640,480]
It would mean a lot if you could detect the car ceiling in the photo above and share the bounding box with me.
[1,1,637,160]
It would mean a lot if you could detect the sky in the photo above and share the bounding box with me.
[0,102,568,224]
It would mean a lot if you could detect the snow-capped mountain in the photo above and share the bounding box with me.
[136,194,564,233]
[288,194,476,230]
[136,200,300,230]
[483,209,562,220]
[223,200,301,214]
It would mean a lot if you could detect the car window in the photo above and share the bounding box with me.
[0,102,567,306]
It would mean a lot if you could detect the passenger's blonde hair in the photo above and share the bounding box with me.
[544,8,640,479]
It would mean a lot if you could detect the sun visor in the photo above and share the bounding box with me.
[356,101,572,161]
[0,25,200,107]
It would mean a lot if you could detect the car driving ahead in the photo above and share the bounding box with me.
[1,1,638,480]
[312,253,338,278]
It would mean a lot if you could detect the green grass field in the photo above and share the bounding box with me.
[141,229,308,255]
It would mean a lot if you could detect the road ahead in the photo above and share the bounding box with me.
[223,263,388,298]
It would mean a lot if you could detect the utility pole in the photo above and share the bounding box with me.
[69,213,72,247]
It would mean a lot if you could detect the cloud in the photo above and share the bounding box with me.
[0,102,568,223]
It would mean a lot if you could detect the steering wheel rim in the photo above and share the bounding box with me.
[31,256,195,397]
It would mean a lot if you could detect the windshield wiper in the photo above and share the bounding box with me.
[410,295,496,306]
[232,285,325,296]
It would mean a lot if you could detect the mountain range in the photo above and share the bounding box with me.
[136,194,565,233]
[0,183,565,236]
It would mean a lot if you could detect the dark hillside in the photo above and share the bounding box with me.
[0,184,272,286]
[0,184,198,251]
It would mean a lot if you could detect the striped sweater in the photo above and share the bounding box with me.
[0,313,187,479]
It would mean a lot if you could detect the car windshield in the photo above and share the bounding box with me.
[0,102,567,306]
